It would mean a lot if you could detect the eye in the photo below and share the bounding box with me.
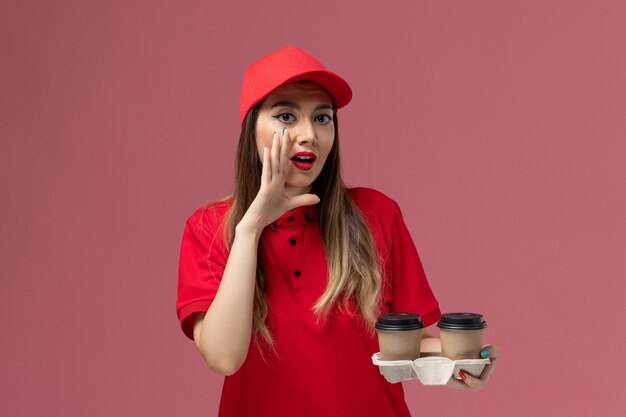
[315,114,333,124]
[273,113,295,123]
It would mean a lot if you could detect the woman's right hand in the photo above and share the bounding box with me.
[238,129,321,234]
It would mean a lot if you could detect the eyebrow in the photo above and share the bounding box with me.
[270,101,333,111]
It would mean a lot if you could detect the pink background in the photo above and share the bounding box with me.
[2,1,625,416]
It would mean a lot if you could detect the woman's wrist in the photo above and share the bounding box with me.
[235,221,263,240]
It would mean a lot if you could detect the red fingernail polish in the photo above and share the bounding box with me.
[459,371,467,381]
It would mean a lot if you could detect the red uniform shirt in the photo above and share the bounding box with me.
[177,187,441,417]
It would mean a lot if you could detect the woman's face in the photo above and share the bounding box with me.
[255,82,335,197]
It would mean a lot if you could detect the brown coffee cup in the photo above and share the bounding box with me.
[375,313,423,361]
[437,312,487,360]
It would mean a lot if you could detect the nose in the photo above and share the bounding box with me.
[293,119,317,147]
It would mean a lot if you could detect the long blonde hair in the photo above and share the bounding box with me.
[207,85,383,356]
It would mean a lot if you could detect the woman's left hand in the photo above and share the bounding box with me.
[446,345,499,391]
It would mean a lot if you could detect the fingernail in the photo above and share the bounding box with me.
[282,127,286,136]
[480,349,489,359]
[459,370,467,381]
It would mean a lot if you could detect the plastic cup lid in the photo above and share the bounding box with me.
[375,312,423,331]
[437,312,487,330]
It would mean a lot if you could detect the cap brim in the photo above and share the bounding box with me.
[284,69,352,109]
[250,69,352,111]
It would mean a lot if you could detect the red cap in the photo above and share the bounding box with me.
[239,46,352,126]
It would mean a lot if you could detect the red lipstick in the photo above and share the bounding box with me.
[290,151,317,171]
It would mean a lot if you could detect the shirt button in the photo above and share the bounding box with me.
[272,222,278,229]
[287,216,294,222]
[305,214,310,221]
[294,270,301,278]
[289,238,296,246]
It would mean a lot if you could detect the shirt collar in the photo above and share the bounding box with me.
[289,204,317,222]
[271,204,317,230]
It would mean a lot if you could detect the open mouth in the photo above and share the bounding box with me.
[290,155,316,163]
[291,152,317,171]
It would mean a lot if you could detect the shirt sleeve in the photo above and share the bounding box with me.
[176,208,228,340]
[389,200,441,327]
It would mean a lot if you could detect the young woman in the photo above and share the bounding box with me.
[176,46,498,417]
